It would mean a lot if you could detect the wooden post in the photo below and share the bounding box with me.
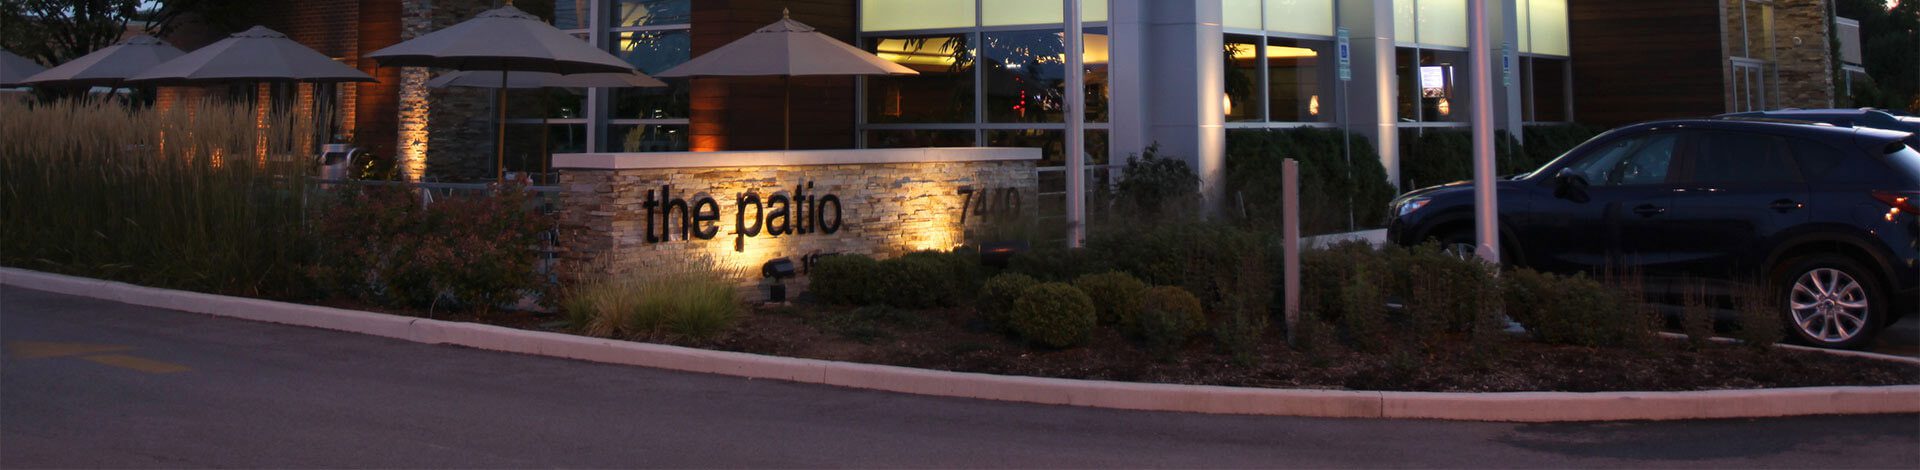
[1282,158,1301,345]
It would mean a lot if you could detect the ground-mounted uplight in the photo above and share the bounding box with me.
[979,240,1029,268]
[762,257,797,302]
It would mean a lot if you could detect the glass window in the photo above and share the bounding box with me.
[1416,0,1467,48]
[1567,133,1678,186]
[867,33,976,123]
[1688,133,1800,184]
[988,129,1066,166]
[1085,30,1110,123]
[613,0,690,28]
[861,0,975,31]
[1224,0,1263,30]
[981,0,1109,26]
[985,30,1068,123]
[610,124,689,152]
[866,129,977,148]
[1517,0,1531,53]
[503,123,587,174]
[1266,37,1334,123]
[1787,137,1845,180]
[1527,0,1569,56]
[1265,0,1335,37]
[1225,36,1263,122]
[519,0,589,30]
[610,30,690,119]
[507,88,588,119]
[1394,0,1416,44]
[1396,48,1470,123]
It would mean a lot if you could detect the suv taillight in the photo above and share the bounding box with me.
[1871,190,1920,220]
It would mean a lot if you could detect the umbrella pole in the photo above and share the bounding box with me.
[497,70,507,183]
[783,75,791,151]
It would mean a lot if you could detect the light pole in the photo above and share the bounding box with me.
[1065,0,1087,248]
[1469,0,1500,265]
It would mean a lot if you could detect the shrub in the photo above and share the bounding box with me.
[565,256,744,340]
[1225,127,1396,234]
[1732,282,1784,353]
[978,273,1041,331]
[1073,271,1147,326]
[310,182,551,313]
[1008,247,1113,282]
[1299,241,1393,325]
[878,254,960,308]
[1088,222,1271,315]
[1396,128,1525,189]
[1337,268,1389,353]
[1398,243,1496,348]
[1133,286,1205,354]
[808,254,883,305]
[1114,144,1202,216]
[1521,124,1602,172]
[1214,302,1272,366]
[1502,269,1641,348]
[1009,283,1098,349]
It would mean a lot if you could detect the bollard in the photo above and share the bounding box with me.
[1282,158,1301,346]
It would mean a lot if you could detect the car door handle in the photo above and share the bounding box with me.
[1769,199,1805,212]
[1632,204,1667,217]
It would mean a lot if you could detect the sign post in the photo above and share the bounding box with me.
[1337,26,1352,230]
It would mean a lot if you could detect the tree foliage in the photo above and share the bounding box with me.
[1837,0,1919,113]
[0,0,263,67]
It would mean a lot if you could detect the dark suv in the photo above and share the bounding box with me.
[1387,119,1920,348]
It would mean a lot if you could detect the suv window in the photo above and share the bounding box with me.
[1786,137,1846,180]
[1565,133,1679,186]
[1685,131,1802,184]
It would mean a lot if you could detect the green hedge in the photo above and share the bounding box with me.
[1010,282,1098,349]
[1226,127,1396,235]
[1397,124,1602,190]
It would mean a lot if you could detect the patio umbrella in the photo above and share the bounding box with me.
[126,27,373,85]
[367,3,635,182]
[427,70,664,177]
[655,9,916,149]
[1,49,46,87]
[23,35,184,88]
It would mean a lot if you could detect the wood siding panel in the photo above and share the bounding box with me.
[1568,0,1727,126]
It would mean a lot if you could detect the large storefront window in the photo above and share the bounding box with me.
[1225,36,1264,122]
[861,0,1113,224]
[613,0,689,27]
[1521,57,1569,122]
[611,30,690,120]
[1220,1,1338,125]
[1266,37,1334,123]
[866,33,976,124]
[1397,47,1470,123]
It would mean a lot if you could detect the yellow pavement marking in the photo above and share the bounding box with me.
[79,354,191,374]
[7,341,134,359]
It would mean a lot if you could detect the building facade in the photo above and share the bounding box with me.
[227,0,1849,195]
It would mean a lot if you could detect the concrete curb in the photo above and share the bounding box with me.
[6,267,1918,422]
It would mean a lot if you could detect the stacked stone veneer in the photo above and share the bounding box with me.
[557,153,1037,287]
[1722,0,1837,110]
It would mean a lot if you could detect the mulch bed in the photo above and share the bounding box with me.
[316,299,1920,393]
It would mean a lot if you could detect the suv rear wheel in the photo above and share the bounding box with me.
[1775,254,1887,349]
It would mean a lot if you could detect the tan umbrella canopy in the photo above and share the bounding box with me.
[1,49,47,87]
[126,27,373,84]
[24,35,184,88]
[426,70,665,89]
[427,70,665,177]
[368,3,635,182]
[656,9,916,149]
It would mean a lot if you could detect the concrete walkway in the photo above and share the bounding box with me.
[3,285,1916,468]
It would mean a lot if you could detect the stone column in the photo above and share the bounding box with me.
[396,0,433,181]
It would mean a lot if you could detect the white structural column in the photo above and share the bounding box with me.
[1469,0,1501,265]
[1107,0,1149,185]
[1337,0,1401,189]
[1066,0,1087,247]
[1141,0,1226,210]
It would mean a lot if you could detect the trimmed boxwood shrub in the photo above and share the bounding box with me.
[1008,247,1113,282]
[808,254,883,305]
[1010,282,1098,349]
[1073,271,1146,326]
[978,273,1040,330]
[1502,268,1650,348]
[1087,222,1271,315]
[1132,286,1205,351]
[877,254,959,308]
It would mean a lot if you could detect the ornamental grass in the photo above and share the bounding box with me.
[0,98,323,297]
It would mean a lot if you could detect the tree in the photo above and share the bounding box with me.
[0,0,142,67]
[1837,0,1919,113]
